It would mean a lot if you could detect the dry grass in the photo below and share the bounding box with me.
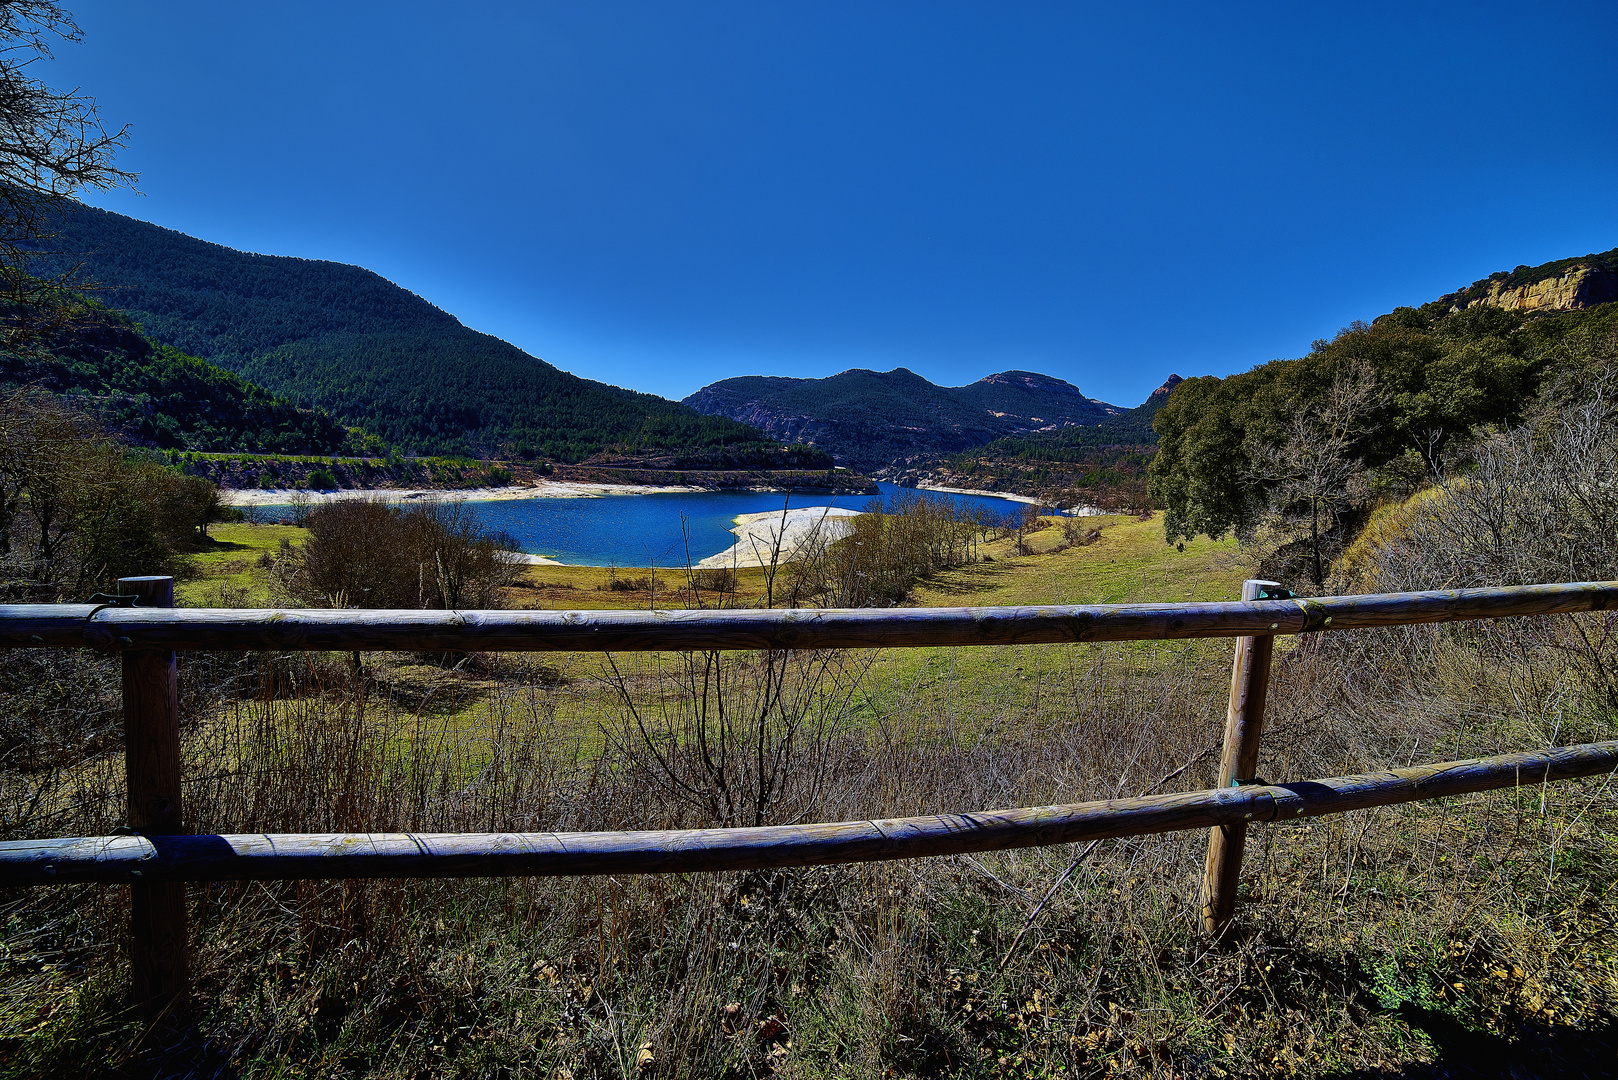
[4,514,1618,1076]
[3,621,1615,1077]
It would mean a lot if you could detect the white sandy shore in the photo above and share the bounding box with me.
[505,552,565,567]
[696,506,863,570]
[218,480,703,507]
[911,482,1110,514]
[913,482,1044,506]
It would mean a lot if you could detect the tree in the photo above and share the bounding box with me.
[1150,374,1257,544]
[1149,307,1560,547]
[0,1,133,344]
[0,387,215,597]
[1247,363,1381,590]
[1008,502,1042,555]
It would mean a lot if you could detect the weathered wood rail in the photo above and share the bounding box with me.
[6,741,1615,884]
[2,576,1615,1016]
[3,578,1613,652]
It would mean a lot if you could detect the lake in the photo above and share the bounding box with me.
[257,482,1031,567]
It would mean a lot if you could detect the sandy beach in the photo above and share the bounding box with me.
[696,506,862,569]
[913,482,1044,506]
[505,552,565,567]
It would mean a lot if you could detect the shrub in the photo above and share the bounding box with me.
[281,497,522,609]
[1340,396,1618,593]
[787,490,989,607]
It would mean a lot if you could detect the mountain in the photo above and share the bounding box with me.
[922,375,1181,508]
[26,201,777,462]
[0,301,357,454]
[967,373,1181,454]
[681,367,1120,470]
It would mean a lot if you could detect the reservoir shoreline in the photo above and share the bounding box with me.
[226,482,1033,569]
[219,480,713,506]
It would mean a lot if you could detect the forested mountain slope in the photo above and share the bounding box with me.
[933,375,1182,507]
[0,302,356,453]
[1150,246,1618,548]
[682,367,1119,469]
[938,245,1618,517]
[28,202,775,461]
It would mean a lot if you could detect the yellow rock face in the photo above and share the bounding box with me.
[1458,265,1617,313]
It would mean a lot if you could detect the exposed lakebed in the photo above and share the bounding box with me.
[255,482,1030,567]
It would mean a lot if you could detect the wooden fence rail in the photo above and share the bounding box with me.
[0,578,1613,653]
[3,741,1615,885]
[3,575,1616,1016]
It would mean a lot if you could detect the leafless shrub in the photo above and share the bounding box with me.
[788,489,989,607]
[601,649,874,828]
[281,496,522,609]
[1340,394,1618,722]
[604,571,667,594]
[1248,362,1382,591]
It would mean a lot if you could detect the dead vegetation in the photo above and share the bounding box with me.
[3,408,1618,1076]
[2,598,1615,1077]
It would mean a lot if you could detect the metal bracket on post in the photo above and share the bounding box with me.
[118,575,189,1017]
[1199,578,1280,939]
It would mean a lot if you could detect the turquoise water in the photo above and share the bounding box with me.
[255,482,1029,567]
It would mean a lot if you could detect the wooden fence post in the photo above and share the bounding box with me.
[119,575,189,1014]
[1199,578,1280,938]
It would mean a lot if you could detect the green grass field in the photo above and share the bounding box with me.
[177,523,307,606]
[175,514,1254,754]
[857,514,1248,733]
[17,512,1618,1077]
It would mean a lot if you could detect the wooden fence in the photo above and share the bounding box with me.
[2,575,1616,1015]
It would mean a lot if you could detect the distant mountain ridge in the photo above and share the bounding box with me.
[27,201,778,462]
[682,366,1121,470]
[920,374,1181,509]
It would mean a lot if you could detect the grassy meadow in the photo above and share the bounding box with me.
[3,511,1616,1078]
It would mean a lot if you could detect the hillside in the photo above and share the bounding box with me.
[1150,247,1618,579]
[0,302,357,454]
[681,367,1120,470]
[928,374,1183,508]
[26,202,778,462]
[939,245,1618,514]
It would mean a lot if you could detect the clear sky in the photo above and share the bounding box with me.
[46,1,1618,408]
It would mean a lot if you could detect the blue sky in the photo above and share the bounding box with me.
[49,1,1618,407]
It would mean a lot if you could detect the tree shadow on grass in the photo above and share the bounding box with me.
[913,559,1019,599]
[1326,1004,1618,1079]
[196,537,256,554]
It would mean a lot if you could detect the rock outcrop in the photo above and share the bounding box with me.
[1453,264,1618,313]
[1437,249,1618,315]
[1142,374,1184,407]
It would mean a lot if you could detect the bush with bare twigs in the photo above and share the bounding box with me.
[7,403,1618,1072]
[276,496,522,610]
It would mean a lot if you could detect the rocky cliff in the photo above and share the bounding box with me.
[1437,248,1618,315]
